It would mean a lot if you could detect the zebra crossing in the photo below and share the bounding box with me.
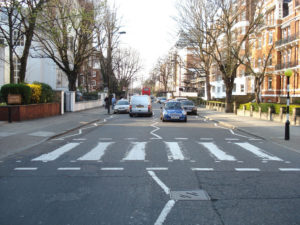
[30,140,285,164]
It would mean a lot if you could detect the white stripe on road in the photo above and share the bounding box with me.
[235,168,260,171]
[235,142,283,161]
[200,138,213,141]
[123,142,147,161]
[199,142,236,161]
[279,168,300,171]
[57,167,81,171]
[174,138,188,140]
[148,171,170,195]
[165,142,186,160]
[14,167,38,171]
[154,200,176,225]
[146,167,168,171]
[101,167,124,171]
[225,138,239,141]
[191,168,214,171]
[32,143,80,162]
[77,142,114,161]
[150,122,162,139]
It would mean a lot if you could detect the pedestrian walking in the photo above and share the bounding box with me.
[104,96,110,114]
[112,96,116,110]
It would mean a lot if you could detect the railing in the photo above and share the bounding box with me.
[275,61,298,70]
[275,32,299,47]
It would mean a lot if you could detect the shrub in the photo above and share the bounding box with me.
[33,82,54,103]
[0,83,31,104]
[27,84,42,103]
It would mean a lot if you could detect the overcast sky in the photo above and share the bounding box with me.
[108,0,179,83]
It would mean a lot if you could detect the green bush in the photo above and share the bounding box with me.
[33,82,54,103]
[239,102,300,114]
[0,83,31,104]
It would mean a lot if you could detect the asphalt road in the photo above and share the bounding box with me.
[1,103,300,225]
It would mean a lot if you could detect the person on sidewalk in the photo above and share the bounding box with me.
[112,96,116,110]
[105,96,110,114]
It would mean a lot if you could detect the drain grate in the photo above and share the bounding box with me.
[170,190,210,201]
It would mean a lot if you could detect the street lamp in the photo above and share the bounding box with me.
[284,69,292,140]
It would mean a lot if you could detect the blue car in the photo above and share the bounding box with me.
[160,101,187,122]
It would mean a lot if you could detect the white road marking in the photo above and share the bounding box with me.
[200,138,213,141]
[279,168,300,171]
[235,142,283,161]
[32,143,80,161]
[14,167,38,171]
[77,142,114,161]
[146,167,168,171]
[99,138,113,141]
[28,131,55,137]
[123,142,147,161]
[101,167,124,171]
[249,138,262,141]
[154,200,176,225]
[57,167,81,171]
[124,138,138,140]
[235,168,260,171]
[225,138,239,141]
[148,171,170,195]
[199,142,236,161]
[174,138,188,140]
[191,168,214,171]
[150,122,162,139]
[73,138,86,141]
[165,142,185,160]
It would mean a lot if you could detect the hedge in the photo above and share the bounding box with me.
[239,102,300,114]
[33,82,54,103]
[0,83,31,104]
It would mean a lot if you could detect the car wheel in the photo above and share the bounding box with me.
[184,118,187,122]
[129,113,133,117]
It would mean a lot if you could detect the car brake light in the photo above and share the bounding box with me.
[148,105,151,111]
[129,105,132,110]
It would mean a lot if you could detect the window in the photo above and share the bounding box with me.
[222,85,226,92]
[14,58,21,83]
[258,38,261,48]
[240,84,245,92]
[92,71,96,77]
[269,32,273,44]
[91,80,96,87]
[258,58,261,67]
[268,77,272,90]
[233,83,236,92]
[268,54,272,66]
[1,12,7,21]
[13,30,24,46]
[212,86,215,93]
[217,87,221,93]
[242,11,246,21]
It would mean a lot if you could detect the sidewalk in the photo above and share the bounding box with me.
[198,107,300,153]
[0,107,108,160]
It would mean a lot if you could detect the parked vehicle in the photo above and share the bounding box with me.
[175,97,188,102]
[160,100,187,122]
[141,87,151,96]
[181,100,197,115]
[129,95,153,117]
[114,99,130,114]
[157,97,167,104]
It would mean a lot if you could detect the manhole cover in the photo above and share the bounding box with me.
[170,190,210,201]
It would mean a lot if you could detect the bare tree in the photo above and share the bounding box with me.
[33,0,95,91]
[152,56,172,93]
[113,47,143,95]
[0,0,47,83]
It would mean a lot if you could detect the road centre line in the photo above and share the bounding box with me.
[154,200,176,225]
[148,171,170,195]
[146,167,168,171]
[57,167,81,171]
[191,168,214,171]
[14,167,38,171]
[235,168,260,171]
[279,168,300,171]
[150,121,162,140]
[174,138,188,140]
[101,167,124,171]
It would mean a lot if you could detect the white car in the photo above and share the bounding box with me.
[129,95,153,117]
[114,99,130,114]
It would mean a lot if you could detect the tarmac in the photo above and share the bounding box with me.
[0,106,299,160]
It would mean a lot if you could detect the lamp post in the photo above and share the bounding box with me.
[284,69,292,140]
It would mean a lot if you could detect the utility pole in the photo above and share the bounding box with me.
[284,69,292,140]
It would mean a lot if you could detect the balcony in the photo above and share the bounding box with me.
[275,32,299,50]
[275,61,298,71]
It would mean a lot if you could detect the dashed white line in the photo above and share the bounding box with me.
[235,168,260,171]
[57,167,81,171]
[14,167,38,171]
[146,167,168,171]
[101,167,124,171]
[191,168,214,171]
[174,138,188,140]
[154,200,176,225]
[148,171,170,195]
[279,168,300,171]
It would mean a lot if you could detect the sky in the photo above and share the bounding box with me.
[108,0,179,84]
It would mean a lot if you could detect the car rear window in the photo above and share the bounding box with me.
[165,102,182,109]
[182,101,194,105]
[131,97,149,104]
[117,101,129,105]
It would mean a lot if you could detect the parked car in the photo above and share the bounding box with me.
[129,95,153,117]
[158,97,167,104]
[181,100,197,115]
[160,100,187,122]
[175,97,188,102]
[114,99,130,114]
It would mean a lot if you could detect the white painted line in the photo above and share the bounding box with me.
[199,142,236,161]
[32,143,80,162]
[235,142,283,161]
[200,138,213,141]
[148,171,170,195]
[150,122,162,139]
[225,138,239,141]
[14,167,38,171]
[146,168,168,171]
[16,160,21,163]
[78,142,114,161]
[165,142,185,160]
[279,168,300,171]
[235,168,260,171]
[174,138,188,140]
[191,168,214,171]
[123,142,147,161]
[249,138,262,141]
[73,138,87,141]
[101,167,124,171]
[154,200,176,225]
[124,138,137,140]
[57,167,81,171]
[99,138,113,140]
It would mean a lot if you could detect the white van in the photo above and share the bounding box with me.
[129,95,153,117]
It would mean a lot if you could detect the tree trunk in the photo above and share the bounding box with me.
[9,46,14,83]
[225,88,234,113]
[19,30,34,83]
[68,72,78,91]
[205,72,211,100]
[254,77,261,104]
